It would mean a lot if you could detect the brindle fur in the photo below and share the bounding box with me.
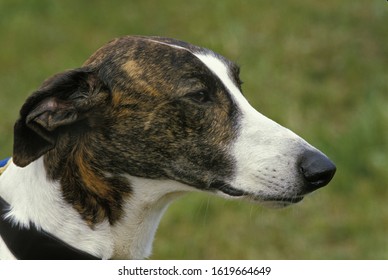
[13,36,241,225]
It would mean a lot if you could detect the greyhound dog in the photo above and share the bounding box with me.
[0,36,336,259]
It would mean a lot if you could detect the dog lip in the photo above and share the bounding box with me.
[220,186,247,197]
[208,182,305,203]
[209,181,247,197]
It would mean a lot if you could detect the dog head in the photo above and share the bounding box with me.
[13,36,336,224]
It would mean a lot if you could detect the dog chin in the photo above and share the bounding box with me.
[259,197,303,208]
[258,196,305,208]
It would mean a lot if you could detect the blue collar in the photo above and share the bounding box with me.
[0,157,11,168]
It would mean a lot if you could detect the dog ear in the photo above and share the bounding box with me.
[13,68,107,167]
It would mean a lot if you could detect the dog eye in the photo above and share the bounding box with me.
[186,90,211,104]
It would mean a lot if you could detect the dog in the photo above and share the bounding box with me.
[0,36,336,259]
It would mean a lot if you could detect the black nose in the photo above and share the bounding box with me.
[299,150,336,192]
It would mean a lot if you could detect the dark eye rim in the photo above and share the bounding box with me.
[185,90,212,104]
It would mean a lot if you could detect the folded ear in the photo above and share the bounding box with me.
[13,68,107,167]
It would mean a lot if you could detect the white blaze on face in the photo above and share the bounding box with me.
[193,52,313,201]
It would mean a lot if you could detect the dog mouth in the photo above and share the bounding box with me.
[208,181,304,206]
[209,181,248,197]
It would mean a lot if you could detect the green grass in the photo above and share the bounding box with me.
[0,0,387,259]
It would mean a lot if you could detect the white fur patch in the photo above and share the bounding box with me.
[111,176,193,259]
[192,53,313,203]
[0,158,113,259]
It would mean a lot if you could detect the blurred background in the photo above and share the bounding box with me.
[0,0,387,259]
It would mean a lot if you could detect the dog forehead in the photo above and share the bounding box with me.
[144,36,239,73]
[92,36,232,70]
[133,36,239,77]
[192,53,242,95]
[140,36,242,90]
[85,36,242,99]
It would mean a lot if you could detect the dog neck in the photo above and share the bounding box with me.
[0,158,190,259]
[110,177,190,259]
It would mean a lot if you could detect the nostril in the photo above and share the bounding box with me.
[301,166,336,186]
[299,150,336,191]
